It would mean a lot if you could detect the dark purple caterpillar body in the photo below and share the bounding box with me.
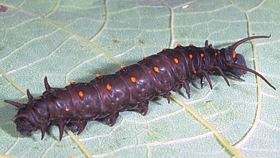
[5,36,276,140]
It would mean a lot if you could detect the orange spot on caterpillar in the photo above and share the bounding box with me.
[200,53,204,58]
[162,48,166,51]
[193,70,197,74]
[188,54,193,59]
[189,43,193,46]
[96,74,101,78]
[120,66,125,70]
[78,91,84,98]
[70,80,75,84]
[177,43,181,47]
[65,107,69,112]
[153,66,159,73]
[214,52,218,56]
[173,58,179,64]
[130,76,136,83]
[143,56,147,60]
[106,84,112,91]
[232,51,237,58]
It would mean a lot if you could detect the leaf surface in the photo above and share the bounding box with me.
[0,0,280,157]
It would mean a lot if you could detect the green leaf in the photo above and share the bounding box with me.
[1,0,279,157]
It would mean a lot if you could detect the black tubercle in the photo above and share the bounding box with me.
[4,36,275,140]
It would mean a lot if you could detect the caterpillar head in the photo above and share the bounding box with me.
[5,90,50,140]
[220,35,275,90]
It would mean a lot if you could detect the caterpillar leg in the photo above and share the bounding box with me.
[163,92,171,103]
[66,120,87,134]
[182,81,190,98]
[97,112,119,126]
[200,70,212,89]
[225,71,245,81]
[128,102,149,115]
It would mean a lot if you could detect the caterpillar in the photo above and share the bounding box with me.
[4,35,276,140]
